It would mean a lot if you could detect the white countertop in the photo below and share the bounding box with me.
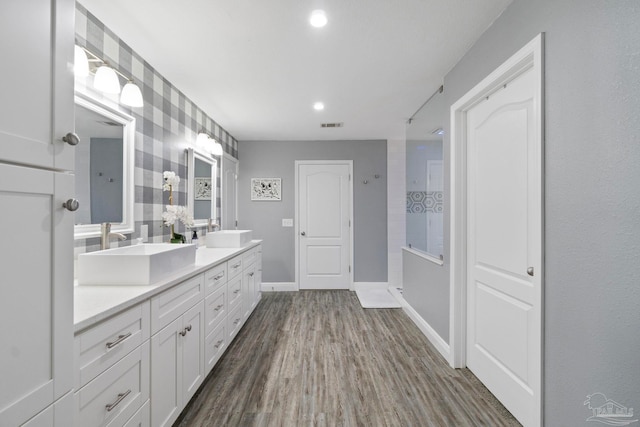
[74,241,261,333]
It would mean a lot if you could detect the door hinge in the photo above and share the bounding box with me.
[349,266,351,273]
[349,174,351,181]
[235,220,238,227]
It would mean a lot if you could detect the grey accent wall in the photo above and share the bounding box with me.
[237,140,388,284]
[438,0,640,423]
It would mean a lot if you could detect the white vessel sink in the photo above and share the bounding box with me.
[77,243,197,285]
[205,230,252,248]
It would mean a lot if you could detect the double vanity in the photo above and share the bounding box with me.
[73,232,261,427]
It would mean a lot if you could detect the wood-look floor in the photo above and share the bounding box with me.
[175,291,520,427]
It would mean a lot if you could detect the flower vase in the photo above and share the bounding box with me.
[170,225,184,243]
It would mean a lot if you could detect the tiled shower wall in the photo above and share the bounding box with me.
[74,3,238,255]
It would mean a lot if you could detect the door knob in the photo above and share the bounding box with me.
[527,267,534,277]
[300,231,306,236]
[62,198,80,211]
[62,132,80,146]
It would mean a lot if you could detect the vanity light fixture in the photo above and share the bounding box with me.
[310,10,328,28]
[313,102,325,111]
[120,81,144,107]
[75,45,144,107]
[197,131,224,156]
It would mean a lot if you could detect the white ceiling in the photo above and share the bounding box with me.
[78,0,512,142]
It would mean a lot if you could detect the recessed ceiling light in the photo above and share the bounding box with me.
[310,10,327,28]
[313,102,325,111]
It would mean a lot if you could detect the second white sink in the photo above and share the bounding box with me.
[205,230,252,248]
[77,243,197,285]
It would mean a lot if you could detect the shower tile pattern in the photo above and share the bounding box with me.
[74,3,238,255]
[406,191,443,213]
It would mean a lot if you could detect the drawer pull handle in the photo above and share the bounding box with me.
[233,289,240,294]
[233,318,241,325]
[214,304,223,311]
[214,340,224,349]
[105,389,131,412]
[248,272,254,277]
[214,273,225,280]
[232,262,241,268]
[106,332,132,349]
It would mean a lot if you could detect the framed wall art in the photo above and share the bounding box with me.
[251,178,281,201]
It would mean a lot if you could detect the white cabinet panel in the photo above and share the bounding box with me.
[204,323,227,374]
[151,274,203,334]
[74,342,149,427]
[204,263,227,296]
[205,286,227,336]
[0,165,74,426]
[0,0,74,171]
[151,301,204,427]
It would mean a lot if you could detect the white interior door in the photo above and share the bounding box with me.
[465,63,542,426]
[222,154,238,230]
[297,161,352,290]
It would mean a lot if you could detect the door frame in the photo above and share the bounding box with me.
[221,152,238,229]
[449,34,544,423]
[294,160,354,291]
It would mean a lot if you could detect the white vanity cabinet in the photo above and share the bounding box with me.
[150,277,205,427]
[73,302,151,427]
[0,0,76,425]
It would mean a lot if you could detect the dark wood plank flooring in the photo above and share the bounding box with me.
[175,291,520,427]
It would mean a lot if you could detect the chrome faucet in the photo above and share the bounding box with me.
[100,222,127,250]
[208,218,220,232]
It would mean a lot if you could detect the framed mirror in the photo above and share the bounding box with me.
[74,93,135,238]
[406,87,444,261]
[187,148,217,228]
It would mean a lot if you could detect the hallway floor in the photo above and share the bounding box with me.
[176,291,520,426]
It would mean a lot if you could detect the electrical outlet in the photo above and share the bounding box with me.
[282,218,293,227]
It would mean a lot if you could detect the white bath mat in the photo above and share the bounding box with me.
[355,289,401,309]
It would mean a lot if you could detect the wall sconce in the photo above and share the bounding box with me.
[197,131,223,156]
[75,45,144,108]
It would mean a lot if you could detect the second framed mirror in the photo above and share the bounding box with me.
[187,148,217,229]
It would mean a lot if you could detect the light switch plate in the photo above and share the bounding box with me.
[282,218,293,227]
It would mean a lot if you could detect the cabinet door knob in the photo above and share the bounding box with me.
[62,132,80,146]
[527,267,534,276]
[300,231,306,236]
[62,198,80,211]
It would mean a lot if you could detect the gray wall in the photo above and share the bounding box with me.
[436,0,640,423]
[403,250,449,341]
[238,140,388,284]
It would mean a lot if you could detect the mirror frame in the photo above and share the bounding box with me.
[74,92,135,239]
[187,148,217,228]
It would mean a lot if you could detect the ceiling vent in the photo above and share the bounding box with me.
[321,122,344,128]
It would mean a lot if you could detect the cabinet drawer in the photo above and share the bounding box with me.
[227,255,243,280]
[205,322,227,373]
[241,248,257,268]
[75,342,149,427]
[151,274,204,334]
[75,302,150,389]
[123,400,149,427]
[227,304,244,341]
[227,275,242,310]
[205,285,227,336]
[204,263,227,296]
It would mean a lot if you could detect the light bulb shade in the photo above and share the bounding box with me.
[94,65,121,94]
[196,132,210,148]
[120,82,144,107]
[310,10,328,27]
[211,141,223,156]
[74,46,89,77]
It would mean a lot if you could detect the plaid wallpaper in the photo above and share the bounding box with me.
[74,3,238,255]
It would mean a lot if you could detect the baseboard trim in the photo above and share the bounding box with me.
[353,282,389,291]
[395,292,451,361]
[261,282,298,292]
